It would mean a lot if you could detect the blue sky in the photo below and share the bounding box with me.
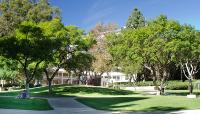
[49,0,200,31]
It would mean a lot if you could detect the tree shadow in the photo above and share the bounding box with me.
[77,97,188,112]
[76,97,149,110]
[144,106,186,112]
[0,85,137,97]
[166,91,200,96]
[58,86,136,95]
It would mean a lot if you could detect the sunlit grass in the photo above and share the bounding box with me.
[77,95,200,112]
[0,97,53,110]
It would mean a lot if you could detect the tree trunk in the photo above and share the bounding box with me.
[129,76,132,82]
[189,79,193,94]
[25,81,30,98]
[48,79,53,94]
[78,75,81,85]
[160,67,168,95]
[44,68,60,94]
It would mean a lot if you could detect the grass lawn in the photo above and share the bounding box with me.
[0,97,53,110]
[76,95,200,112]
[0,85,137,97]
[1,85,200,112]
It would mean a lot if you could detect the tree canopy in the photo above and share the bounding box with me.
[126,8,145,29]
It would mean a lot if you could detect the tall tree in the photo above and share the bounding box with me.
[107,15,193,95]
[43,25,94,93]
[0,20,60,97]
[65,51,94,85]
[0,0,60,36]
[126,8,145,29]
[0,57,19,87]
[167,25,200,94]
[0,0,60,97]
[41,19,68,94]
[89,23,118,81]
[64,26,95,85]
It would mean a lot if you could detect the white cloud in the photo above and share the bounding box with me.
[82,0,115,29]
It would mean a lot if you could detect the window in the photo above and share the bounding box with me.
[112,76,116,79]
[125,76,129,80]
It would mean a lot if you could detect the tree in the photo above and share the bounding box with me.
[0,57,19,87]
[106,28,146,84]
[0,0,60,97]
[43,25,94,93]
[107,15,190,95]
[27,0,60,23]
[65,51,94,85]
[126,8,145,29]
[64,26,95,85]
[41,19,68,93]
[0,0,60,36]
[167,25,200,94]
[89,23,118,83]
[0,20,60,97]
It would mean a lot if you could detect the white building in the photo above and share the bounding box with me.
[101,72,135,87]
[42,68,136,87]
[42,68,77,85]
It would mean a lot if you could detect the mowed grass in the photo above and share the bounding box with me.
[77,95,200,112]
[0,85,137,97]
[0,97,53,110]
[52,86,137,97]
[1,85,200,112]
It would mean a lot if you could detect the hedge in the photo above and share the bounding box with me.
[114,80,194,90]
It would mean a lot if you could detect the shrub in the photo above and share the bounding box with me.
[114,80,190,90]
[165,81,188,90]
[20,83,34,89]
[114,81,154,87]
[1,83,19,87]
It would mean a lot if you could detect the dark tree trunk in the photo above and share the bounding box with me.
[48,79,53,94]
[78,75,81,85]
[188,79,193,95]
[44,67,60,94]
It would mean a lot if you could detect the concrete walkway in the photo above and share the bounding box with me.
[0,97,200,114]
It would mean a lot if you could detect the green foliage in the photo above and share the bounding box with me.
[115,80,189,90]
[63,26,95,73]
[126,8,145,29]
[165,81,188,90]
[107,15,200,92]
[0,57,19,80]
[0,0,60,36]
[0,20,60,61]
[65,51,94,73]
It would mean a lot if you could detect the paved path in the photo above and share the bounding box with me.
[0,97,200,114]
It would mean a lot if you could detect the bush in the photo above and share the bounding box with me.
[1,83,19,87]
[115,80,190,90]
[114,81,154,87]
[34,84,42,87]
[20,83,34,89]
[166,81,189,90]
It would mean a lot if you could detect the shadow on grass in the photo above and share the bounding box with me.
[166,91,200,96]
[76,97,149,110]
[76,97,188,112]
[144,106,186,112]
[59,86,136,95]
[0,85,137,97]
